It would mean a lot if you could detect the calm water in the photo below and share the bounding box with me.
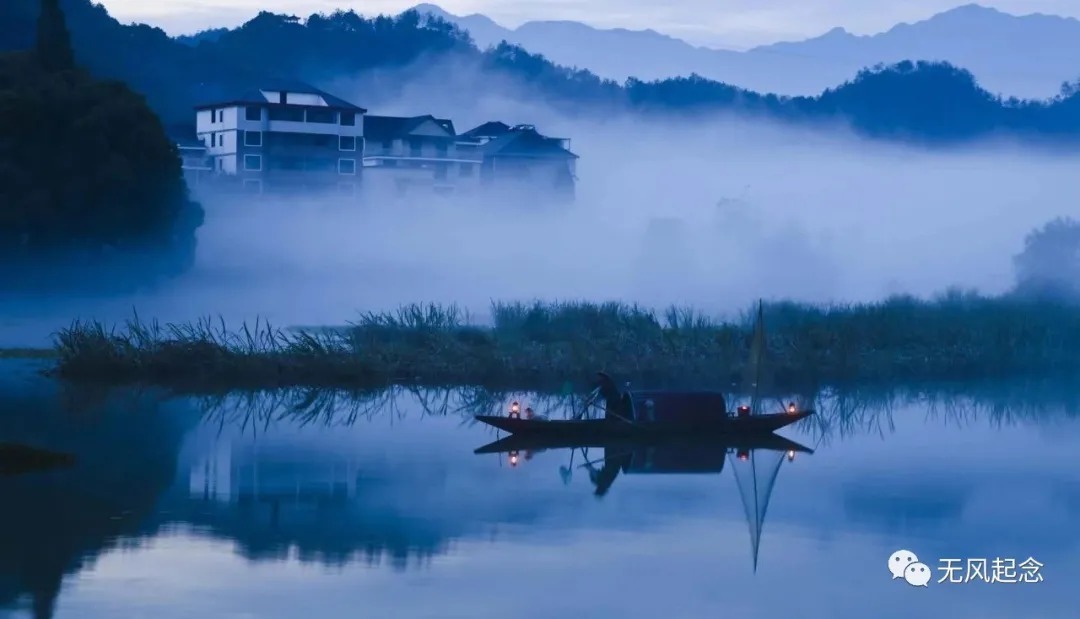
[1,359,1078,618]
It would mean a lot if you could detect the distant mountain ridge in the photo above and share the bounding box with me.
[411,3,1080,99]
[4,0,1080,148]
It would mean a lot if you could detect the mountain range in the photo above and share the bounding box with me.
[4,1,1080,147]
[411,3,1080,99]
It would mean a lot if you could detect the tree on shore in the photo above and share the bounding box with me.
[36,0,74,72]
[1013,217,1080,299]
[0,0,204,288]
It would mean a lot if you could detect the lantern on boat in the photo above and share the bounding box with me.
[787,450,796,462]
[509,450,519,467]
[787,402,797,414]
[737,449,749,461]
[737,405,751,418]
[509,401,520,418]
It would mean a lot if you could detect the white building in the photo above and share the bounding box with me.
[188,83,579,202]
[194,81,367,195]
[361,114,480,197]
[456,122,579,202]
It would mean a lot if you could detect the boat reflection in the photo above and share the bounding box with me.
[475,433,814,572]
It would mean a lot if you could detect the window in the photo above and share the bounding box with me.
[217,158,224,171]
[340,112,356,126]
[459,163,474,177]
[338,158,356,175]
[268,107,304,122]
[307,109,336,124]
[244,131,262,147]
[244,154,262,172]
[408,138,423,157]
[245,106,262,121]
[339,135,356,151]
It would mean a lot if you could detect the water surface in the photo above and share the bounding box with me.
[0,360,1077,618]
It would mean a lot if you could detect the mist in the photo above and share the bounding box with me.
[2,60,1076,347]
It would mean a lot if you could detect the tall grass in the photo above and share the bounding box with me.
[52,295,1080,391]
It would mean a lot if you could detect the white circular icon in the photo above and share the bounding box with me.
[888,549,919,579]
[904,562,932,587]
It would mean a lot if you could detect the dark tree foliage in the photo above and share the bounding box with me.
[1013,217,1080,300]
[817,61,1002,140]
[206,9,473,81]
[0,0,204,291]
[36,0,73,72]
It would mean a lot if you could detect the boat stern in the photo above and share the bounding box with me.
[474,415,521,433]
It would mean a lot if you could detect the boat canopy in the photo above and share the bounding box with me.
[625,391,727,422]
[622,444,727,474]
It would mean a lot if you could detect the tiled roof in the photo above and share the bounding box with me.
[476,127,578,159]
[193,78,366,111]
[364,115,456,141]
[460,121,511,139]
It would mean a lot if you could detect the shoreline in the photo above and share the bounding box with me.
[38,296,1080,393]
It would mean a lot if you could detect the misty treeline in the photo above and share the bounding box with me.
[0,0,204,291]
[1013,217,1080,300]
[4,1,1080,144]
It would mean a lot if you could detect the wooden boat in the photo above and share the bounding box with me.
[474,430,813,458]
[474,301,812,439]
[474,402,812,438]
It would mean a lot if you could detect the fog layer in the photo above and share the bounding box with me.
[1,80,1075,347]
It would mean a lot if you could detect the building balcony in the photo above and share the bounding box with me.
[362,154,478,167]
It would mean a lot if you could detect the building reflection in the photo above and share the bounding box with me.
[188,442,358,506]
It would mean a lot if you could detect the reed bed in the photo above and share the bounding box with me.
[51,294,1080,391]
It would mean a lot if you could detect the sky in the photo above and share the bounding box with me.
[96,0,1080,48]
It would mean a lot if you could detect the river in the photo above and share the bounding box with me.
[0,359,1076,618]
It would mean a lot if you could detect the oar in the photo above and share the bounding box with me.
[559,449,576,484]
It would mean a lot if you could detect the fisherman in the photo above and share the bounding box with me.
[525,407,535,419]
[643,399,656,422]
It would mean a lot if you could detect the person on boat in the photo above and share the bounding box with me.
[525,407,534,419]
[596,373,625,418]
[587,452,631,497]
